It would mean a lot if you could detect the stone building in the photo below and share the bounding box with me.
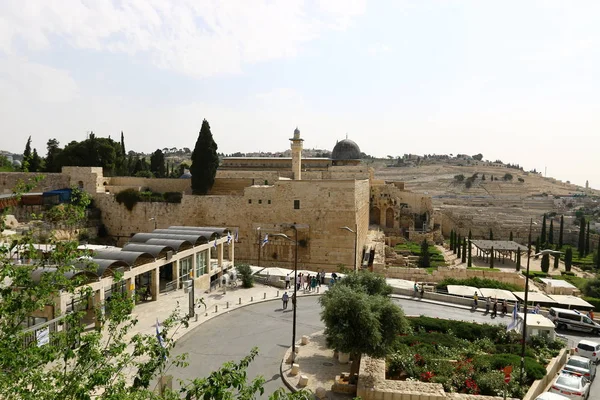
[0,128,434,271]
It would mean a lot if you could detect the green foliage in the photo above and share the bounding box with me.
[337,270,392,296]
[150,149,167,178]
[559,215,564,248]
[57,133,126,176]
[436,277,521,292]
[582,297,600,311]
[583,277,600,298]
[163,192,183,203]
[418,239,431,268]
[235,264,254,288]
[115,188,141,211]
[454,174,465,182]
[540,253,550,273]
[116,189,183,211]
[553,274,587,291]
[503,173,513,181]
[564,247,573,272]
[395,241,445,267]
[43,187,91,227]
[191,119,219,195]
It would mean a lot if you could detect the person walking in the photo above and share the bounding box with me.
[492,298,498,318]
[414,282,419,297]
[316,272,321,287]
[502,299,508,315]
[291,293,297,310]
[296,273,302,291]
[485,297,491,314]
[311,275,317,291]
[320,269,325,285]
[282,292,289,309]
[285,273,291,289]
[473,292,478,310]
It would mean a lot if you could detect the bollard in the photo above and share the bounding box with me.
[239,297,241,305]
[251,296,253,302]
[215,305,218,313]
[264,293,266,299]
[226,301,229,309]
[317,287,319,293]
[277,290,279,297]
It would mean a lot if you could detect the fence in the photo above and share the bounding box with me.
[22,314,70,348]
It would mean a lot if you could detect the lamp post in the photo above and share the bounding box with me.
[149,217,157,230]
[340,225,358,272]
[271,225,298,361]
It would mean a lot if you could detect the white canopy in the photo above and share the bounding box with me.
[447,285,483,297]
[479,288,518,301]
[547,295,593,309]
[539,278,576,289]
[512,292,557,304]
[256,267,293,277]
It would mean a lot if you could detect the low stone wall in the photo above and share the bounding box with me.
[380,267,526,289]
[522,348,568,400]
[357,356,517,400]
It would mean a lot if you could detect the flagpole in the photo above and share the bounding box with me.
[257,227,261,270]
[520,218,533,385]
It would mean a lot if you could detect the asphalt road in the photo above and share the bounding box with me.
[168,297,600,399]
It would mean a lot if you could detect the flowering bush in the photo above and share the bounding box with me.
[420,371,435,382]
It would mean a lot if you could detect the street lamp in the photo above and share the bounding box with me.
[520,220,557,384]
[271,225,298,362]
[339,225,358,272]
[149,217,157,230]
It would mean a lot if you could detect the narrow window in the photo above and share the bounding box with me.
[248,199,252,204]
[294,200,300,209]
[258,199,262,204]
[268,200,271,204]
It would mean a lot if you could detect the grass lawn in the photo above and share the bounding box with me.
[394,242,447,267]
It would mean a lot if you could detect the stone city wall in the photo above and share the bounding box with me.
[92,178,370,271]
[107,176,192,194]
[377,266,526,288]
[0,172,70,194]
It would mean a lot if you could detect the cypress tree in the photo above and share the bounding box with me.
[120,131,126,156]
[553,253,559,269]
[509,231,513,241]
[490,247,494,268]
[541,214,547,245]
[450,230,454,251]
[596,240,600,270]
[456,235,461,259]
[540,253,550,273]
[535,237,540,254]
[419,239,431,268]
[516,249,521,271]
[548,219,554,245]
[461,238,467,263]
[585,221,591,256]
[29,148,42,172]
[22,136,32,171]
[467,238,472,267]
[559,215,564,248]
[468,230,472,240]
[453,231,457,254]
[578,217,586,257]
[489,228,493,240]
[565,247,573,272]
[190,119,219,195]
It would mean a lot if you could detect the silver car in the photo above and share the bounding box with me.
[549,372,591,400]
[563,356,596,381]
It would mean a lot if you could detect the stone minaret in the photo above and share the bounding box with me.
[290,127,304,180]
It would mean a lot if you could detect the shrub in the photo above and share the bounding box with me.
[163,191,183,203]
[436,277,521,292]
[583,296,600,311]
[235,264,254,288]
[115,188,140,211]
[407,316,503,342]
[474,353,546,381]
[503,173,513,181]
[583,278,600,298]
[454,174,465,182]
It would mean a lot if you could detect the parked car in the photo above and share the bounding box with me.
[535,392,572,400]
[575,340,600,364]
[548,308,600,335]
[549,372,590,400]
[563,355,596,380]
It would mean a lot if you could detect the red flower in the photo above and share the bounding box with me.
[420,371,435,382]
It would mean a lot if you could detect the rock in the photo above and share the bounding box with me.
[338,352,350,364]
[298,375,309,387]
[315,387,327,399]
[301,335,310,345]
[290,363,300,376]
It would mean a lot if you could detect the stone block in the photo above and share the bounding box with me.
[301,335,310,345]
[290,363,300,376]
[298,375,309,387]
[315,387,327,399]
[286,352,296,363]
[338,352,350,364]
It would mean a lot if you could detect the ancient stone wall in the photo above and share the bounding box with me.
[0,172,70,194]
[107,176,192,194]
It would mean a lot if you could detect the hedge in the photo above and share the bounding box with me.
[473,353,546,381]
[436,277,521,293]
[115,189,183,211]
[407,316,505,342]
[583,296,600,311]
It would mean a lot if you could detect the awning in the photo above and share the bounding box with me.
[547,295,593,309]
[447,285,483,297]
[478,288,518,301]
[512,292,558,304]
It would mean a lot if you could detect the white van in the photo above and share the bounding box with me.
[548,308,600,335]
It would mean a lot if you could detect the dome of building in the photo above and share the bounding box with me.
[12,160,21,168]
[331,139,361,160]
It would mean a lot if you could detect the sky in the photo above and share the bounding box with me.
[0,1,599,188]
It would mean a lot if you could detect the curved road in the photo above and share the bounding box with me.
[169,297,600,399]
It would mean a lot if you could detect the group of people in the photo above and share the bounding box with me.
[473,292,545,318]
[281,291,296,310]
[285,271,333,291]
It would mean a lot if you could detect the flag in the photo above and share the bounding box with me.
[156,318,167,360]
[226,232,232,245]
[213,239,217,248]
[506,303,518,332]
[235,230,239,243]
[261,233,269,247]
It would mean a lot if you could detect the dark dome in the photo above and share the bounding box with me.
[331,139,361,160]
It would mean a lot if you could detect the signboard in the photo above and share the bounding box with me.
[36,327,50,347]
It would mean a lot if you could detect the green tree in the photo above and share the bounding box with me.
[509,231,513,241]
[419,239,431,268]
[585,221,591,256]
[583,277,600,298]
[548,219,554,245]
[452,231,457,254]
[553,253,559,269]
[29,148,43,172]
[540,214,547,244]
[564,247,573,272]
[516,249,521,271]
[578,217,586,257]
[461,238,467,263]
[456,234,461,259]
[490,247,494,268]
[535,236,540,254]
[44,138,62,173]
[489,228,493,240]
[150,149,167,178]
[190,119,219,195]
[236,264,254,288]
[57,134,124,176]
[596,240,600,270]
[22,135,32,171]
[449,230,454,251]
[540,253,550,273]
[467,240,472,268]
[559,215,564,248]
[336,270,392,296]
[320,283,409,379]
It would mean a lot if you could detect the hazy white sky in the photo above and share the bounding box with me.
[0,1,598,187]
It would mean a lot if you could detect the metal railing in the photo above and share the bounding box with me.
[22,314,69,348]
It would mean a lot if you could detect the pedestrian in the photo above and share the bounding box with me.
[414,282,419,296]
[485,297,491,314]
[291,293,297,309]
[419,284,424,298]
[282,292,289,309]
[320,269,325,285]
[473,292,478,310]
[311,275,317,291]
[296,273,302,290]
[316,272,321,287]
[285,273,291,289]
[588,310,595,320]
[300,274,306,291]
[534,303,541,314]
[502,299,508,315]
[492,298,498,318]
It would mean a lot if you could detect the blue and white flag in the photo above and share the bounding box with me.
[213,239,217,249]
[506,303,519,332]
[261,233,269,247]
[235,230,239,242]
[226,232,232,245]
[156,318,167,360]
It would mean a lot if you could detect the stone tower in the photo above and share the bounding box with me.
[290,127,304,180]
